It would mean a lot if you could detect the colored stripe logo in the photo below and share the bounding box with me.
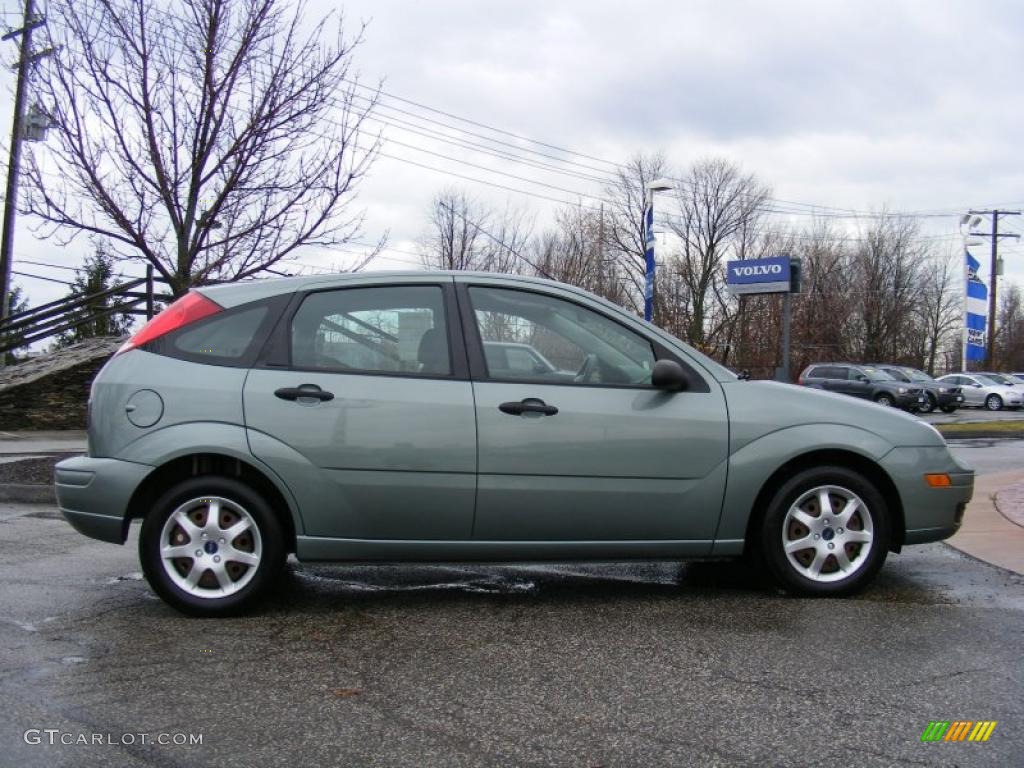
[921,721,997,742]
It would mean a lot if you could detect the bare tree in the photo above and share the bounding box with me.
[666,158,771,346]
[420,189,489,270]
[850,214,926,362]
[24,0,380,295]
[788,223,852,376]
[603,152,668,314]
[531,204,626,302]
[916,251,962,375]
[420,188,531,273]
[996,285,1024,371]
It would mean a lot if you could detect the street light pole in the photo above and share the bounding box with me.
[643,179,673,322]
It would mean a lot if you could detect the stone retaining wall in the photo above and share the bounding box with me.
[0,337,125,430]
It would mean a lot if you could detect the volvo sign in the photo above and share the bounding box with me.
[726,255,791,295]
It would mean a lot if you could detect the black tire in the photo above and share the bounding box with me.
[140,475,285,617]
[985,394,1003,411]
[875,393,895,408]
[939,405,959,414]
[759,466,890,596]
[917,394,935,414]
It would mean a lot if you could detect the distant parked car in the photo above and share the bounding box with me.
[874,365,964,414]
[935,373,1023,411]
[797,363,927,410]
[1011,373,1024,383]
[483,341,565,378]
[973,371,1021,387]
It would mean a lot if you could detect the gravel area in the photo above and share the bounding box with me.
[0,453,80,485]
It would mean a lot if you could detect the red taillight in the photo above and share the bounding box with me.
[117,291,222,355]
[797,374,805,385]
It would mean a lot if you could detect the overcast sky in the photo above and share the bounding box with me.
[2,0,1023,307]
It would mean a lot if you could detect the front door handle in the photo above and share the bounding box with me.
[499,398,558,416]
[274,384,334,402]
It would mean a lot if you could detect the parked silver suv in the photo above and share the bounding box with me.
[56,272,973,615]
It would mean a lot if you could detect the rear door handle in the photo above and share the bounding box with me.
[499,398,558,416]
[274,384,334,402]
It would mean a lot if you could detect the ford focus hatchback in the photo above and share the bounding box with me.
[56,272,974,615]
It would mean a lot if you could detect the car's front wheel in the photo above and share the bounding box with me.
[917,394,935,414]
[760,466,890,596]
[875,393,894,407]
[140,476,285,616]
[939,404,959,413]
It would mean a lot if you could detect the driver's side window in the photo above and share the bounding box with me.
[468,286,656,386]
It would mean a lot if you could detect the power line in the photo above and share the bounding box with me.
[12,269,74,285]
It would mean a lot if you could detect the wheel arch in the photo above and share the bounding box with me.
[125,453,298,553]
[742,448,905,556]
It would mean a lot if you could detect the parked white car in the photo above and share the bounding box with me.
[935,373,1023,411]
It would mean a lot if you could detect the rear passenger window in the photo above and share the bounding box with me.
[290,286,451,376]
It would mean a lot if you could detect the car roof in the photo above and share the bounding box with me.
[196,270,582,307]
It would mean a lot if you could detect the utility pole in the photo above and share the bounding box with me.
[0,0,47,322]
[968,209,1021,368]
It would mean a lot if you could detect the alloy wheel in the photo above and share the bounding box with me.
[781,485,874,583]
[158,496,263,599]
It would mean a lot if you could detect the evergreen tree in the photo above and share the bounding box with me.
[54,242,135,348]
[1,285,30,364]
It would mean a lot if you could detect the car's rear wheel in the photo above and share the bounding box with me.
[985,394,1003,411]
[760,466,889,596]
[140,476,285,616]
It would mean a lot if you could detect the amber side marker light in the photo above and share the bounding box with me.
[924,473,952,487]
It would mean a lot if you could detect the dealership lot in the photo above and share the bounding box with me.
[1,442,1021,768]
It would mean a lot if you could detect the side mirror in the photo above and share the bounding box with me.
[652,359,688,391]
[857,375,869,383]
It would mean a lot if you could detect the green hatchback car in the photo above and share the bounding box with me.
[56,272,974,615]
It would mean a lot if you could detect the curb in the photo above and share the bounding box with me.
[0,484,56,504]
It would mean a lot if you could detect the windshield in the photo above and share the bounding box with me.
[986,373,1015,385]
[882,367,910,382]
[974,374,1006,386]
[902,367,932,382]
[860,366,895,382]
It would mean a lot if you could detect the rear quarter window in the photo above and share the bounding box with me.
[146,296,285,367]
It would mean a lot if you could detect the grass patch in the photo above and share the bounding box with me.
[936,421,1024,435]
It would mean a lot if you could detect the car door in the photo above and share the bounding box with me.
[844,366,874,399]
[244,280,477,540]
[819,366,851,395]
[957,375,984,405]
[457,279,729,549]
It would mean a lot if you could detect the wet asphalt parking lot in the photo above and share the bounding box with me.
[0,440,1021,767]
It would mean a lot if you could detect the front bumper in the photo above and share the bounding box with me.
[879,446,974,545]
[934,391,965,408]
[55,456,154,544]
[895,392,927,410]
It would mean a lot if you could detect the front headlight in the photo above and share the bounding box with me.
[898,386,908,394]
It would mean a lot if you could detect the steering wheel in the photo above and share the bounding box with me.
[574,353,599,384]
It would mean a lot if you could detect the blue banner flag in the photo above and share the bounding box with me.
[965,249,987,362]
